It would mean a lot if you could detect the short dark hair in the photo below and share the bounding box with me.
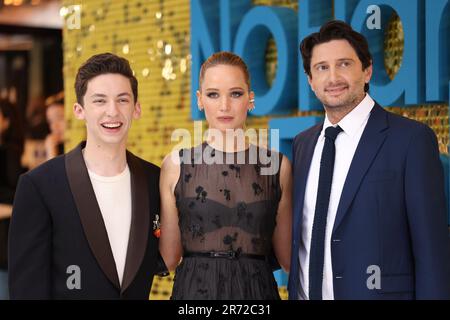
[74,53,138,105]
[300,20,372,92]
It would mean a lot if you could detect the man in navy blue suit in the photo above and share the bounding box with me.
[288,20,450,300]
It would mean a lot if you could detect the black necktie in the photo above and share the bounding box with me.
[309,125,343,300]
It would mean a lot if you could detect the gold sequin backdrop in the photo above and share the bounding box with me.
[62,0,449,299]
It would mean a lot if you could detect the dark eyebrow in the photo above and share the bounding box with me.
[312,61,327,68]
[312,58,355,68]
[90,93,107,98]
[205,87,245,92]
[337,58,355,63]
[117,92,132,98]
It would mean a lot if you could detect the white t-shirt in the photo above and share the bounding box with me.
[87,165,132,286]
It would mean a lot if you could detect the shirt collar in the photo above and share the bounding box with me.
[322,94,375,138]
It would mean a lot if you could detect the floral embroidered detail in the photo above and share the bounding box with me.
[252,182,263,196]
[195,186,208,202]
[189,223,205,241]
[229,164,241,178]
[223,232,238,246]
[219,188,231,201]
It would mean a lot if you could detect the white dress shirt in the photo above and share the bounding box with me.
[299,94,375,300]
[88,165,132,286]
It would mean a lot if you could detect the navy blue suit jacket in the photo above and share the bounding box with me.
[288,103,450,299]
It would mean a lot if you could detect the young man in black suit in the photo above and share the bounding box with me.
[8,53,166,299]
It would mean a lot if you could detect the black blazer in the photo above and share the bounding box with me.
[8,142,165,299]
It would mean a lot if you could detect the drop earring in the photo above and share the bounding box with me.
[248,99,255,112]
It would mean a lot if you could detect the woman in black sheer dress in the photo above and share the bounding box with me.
[159,52,292,300]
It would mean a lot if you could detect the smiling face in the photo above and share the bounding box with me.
[308,39,372,111]
[73,73,141,148]
[197,64,254,132]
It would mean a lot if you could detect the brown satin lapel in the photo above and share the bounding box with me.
[64,141,121,289]
[120,151,150,293]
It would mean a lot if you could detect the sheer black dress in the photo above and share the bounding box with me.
[171,142,283,300]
